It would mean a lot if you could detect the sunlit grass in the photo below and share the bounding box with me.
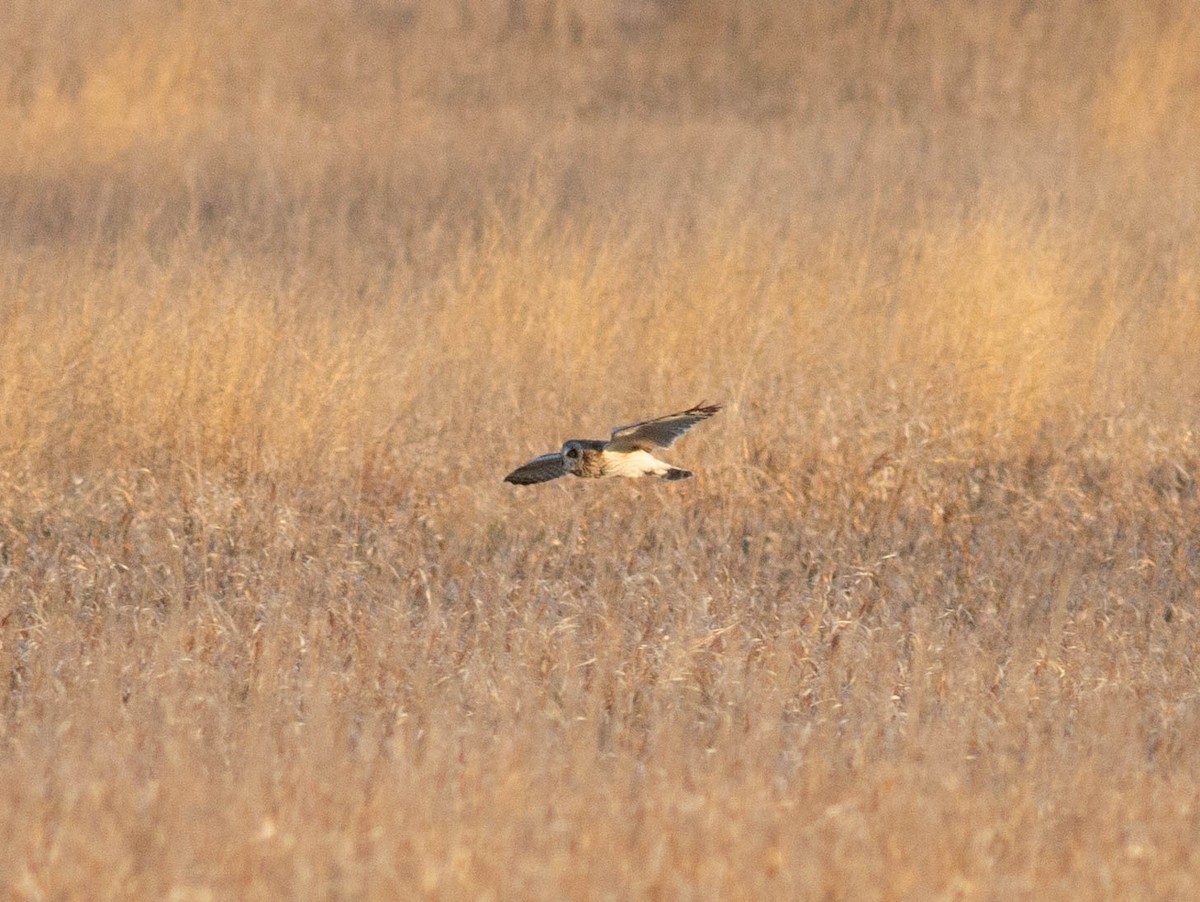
[1,1,1199,898]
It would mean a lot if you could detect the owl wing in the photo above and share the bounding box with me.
[504,452,568,485]
[606,402,722,452]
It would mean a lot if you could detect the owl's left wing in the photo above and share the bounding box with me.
[504,452,568,485]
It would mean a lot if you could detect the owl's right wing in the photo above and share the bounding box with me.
[504,452,568,485]
[607,402,722,452]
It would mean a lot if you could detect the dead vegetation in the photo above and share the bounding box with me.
[2,1,1199,897]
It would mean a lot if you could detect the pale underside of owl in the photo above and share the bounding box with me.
[503,402,722,486]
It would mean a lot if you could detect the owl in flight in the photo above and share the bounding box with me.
[504,402,722,485]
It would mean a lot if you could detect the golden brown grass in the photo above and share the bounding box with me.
[2,1,1200,898]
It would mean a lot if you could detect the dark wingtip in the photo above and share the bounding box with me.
[692,401,723,416]
[505,471,544,485]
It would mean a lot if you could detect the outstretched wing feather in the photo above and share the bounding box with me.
[504,452,568,485]
[607,402,722,451]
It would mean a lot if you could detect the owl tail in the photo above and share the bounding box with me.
[662,468,693,480]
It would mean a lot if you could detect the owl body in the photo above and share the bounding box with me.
[504,403,721,486]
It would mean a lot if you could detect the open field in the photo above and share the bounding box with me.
[2,1,1200,897]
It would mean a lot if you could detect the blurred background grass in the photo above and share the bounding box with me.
[1,1,1199,898]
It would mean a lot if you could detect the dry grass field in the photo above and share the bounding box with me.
[2,0,1200,897]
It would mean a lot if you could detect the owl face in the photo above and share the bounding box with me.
[561,441,585,472]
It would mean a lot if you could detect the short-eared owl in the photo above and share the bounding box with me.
[503,402,722,485]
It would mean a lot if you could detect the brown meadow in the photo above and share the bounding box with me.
[2,1,1200,898]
